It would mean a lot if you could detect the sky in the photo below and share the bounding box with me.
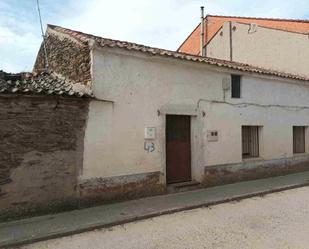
[1,0,309,73]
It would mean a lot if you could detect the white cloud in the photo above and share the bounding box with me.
[60,0,211,49]
[1,0,309,72]
[0,25,41,73]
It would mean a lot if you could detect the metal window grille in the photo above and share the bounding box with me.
[231,75,241,98]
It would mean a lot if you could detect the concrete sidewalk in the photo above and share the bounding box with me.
[2,172,309,248]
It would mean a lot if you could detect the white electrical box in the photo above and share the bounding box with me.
[222,77,231,90]
[145,127,156,139]
[207,130,219,142]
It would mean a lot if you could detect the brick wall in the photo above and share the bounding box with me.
[0,95,89,216]
[33,32,91,86]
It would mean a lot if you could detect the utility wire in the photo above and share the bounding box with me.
[36,0,49,70]
[197,98,309,112]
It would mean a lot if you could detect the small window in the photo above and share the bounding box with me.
[242,126,259,158]
[293,126,306,154]
[231,75,241,98]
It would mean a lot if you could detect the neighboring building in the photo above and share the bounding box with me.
[178,15,309,77]
[2,24,309,219]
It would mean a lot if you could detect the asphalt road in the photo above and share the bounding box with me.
[18,186,309,249]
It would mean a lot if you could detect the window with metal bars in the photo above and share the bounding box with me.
[242,126,260,158]
[231,75,241,98]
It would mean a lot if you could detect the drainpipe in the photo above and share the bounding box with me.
[205,14,208,57]
[229,21,233,61]
[200,6,205,56]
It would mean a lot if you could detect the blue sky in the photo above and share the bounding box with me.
[1,0,309,73]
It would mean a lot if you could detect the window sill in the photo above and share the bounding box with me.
[293,152,309,157]
[242,157,264,163]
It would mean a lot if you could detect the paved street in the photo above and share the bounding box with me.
[18,186,309,249]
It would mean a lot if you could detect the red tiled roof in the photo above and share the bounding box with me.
[0,70,92,97]
[47,24,309,82]
[178,15,309,55]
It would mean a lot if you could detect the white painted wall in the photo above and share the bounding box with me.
[82,47,309,183]
[207,21,309,77]
[207,22,230,61]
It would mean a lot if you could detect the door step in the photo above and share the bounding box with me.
[167,180,202,193]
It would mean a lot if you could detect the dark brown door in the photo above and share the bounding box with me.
[166,115,191,184]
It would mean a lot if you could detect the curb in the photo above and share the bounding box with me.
[3,182,309,248]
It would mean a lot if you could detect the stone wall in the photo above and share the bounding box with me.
[0,95,89,217]
[203,155,309,187]
[79,172,165,202]
[33,32,91,86]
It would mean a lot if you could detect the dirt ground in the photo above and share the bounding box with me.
[19,186,309,249]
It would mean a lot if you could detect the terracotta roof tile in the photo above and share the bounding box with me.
[48,24,309,82]
[0,70,92,97]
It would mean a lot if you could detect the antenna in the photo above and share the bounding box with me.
[36,0,49,70]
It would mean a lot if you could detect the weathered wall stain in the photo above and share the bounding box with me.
[0,96,89,211]
[79,171,165,202]
[203,155,309,187]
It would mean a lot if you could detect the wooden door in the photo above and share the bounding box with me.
[166,115,191,184]
[242,126,259,158]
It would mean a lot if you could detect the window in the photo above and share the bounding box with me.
[293,126,306,154]
[231,74,241,98]
[242,126,260,158]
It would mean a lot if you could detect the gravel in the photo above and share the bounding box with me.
[19,186,309,249]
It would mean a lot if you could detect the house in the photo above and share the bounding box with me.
[178,15,309,77]
[2,24,309,219]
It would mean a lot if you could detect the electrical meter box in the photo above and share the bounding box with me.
[222,77,231,90]
[207,130,219,142]
[145,127,156,139]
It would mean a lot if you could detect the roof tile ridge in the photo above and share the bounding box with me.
[45,24,309,82]
[206,15,309,23]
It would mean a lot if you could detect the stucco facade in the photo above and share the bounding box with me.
[3,25,309,220]
[81,45,309,190]
[207,21,309,77]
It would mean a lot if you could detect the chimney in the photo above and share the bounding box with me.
[200,6,205,56]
